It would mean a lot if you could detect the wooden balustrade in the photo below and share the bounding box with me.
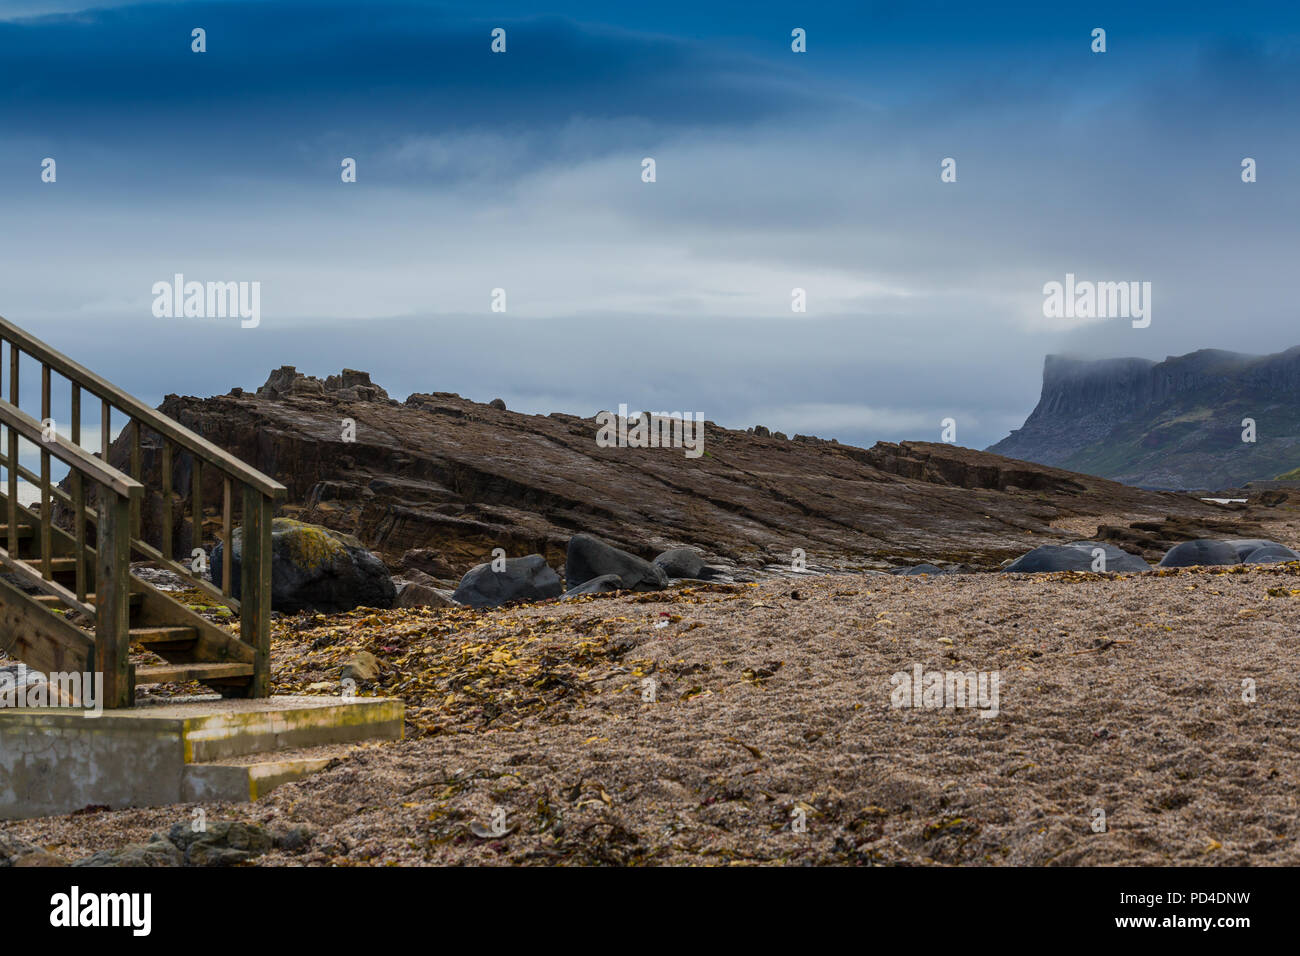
[0,314,286,705]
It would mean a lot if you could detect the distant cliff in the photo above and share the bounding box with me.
[988,347,1300,489]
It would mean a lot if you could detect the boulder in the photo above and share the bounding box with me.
[560,574,624,599]
[1243,544,1300,564]
[452,554,563,608]
[652,548,720,580]
[1,834,67,867]
[1158,539,1242,568]
[73,834,182,868]
[395,580,460,608]
[1222,539,1280,561]
[1221,539,1299,563]
[566,534,667,591]
[399,548,458,580]
[213,518,395,613]
[166,821,274,867]
[893,563,949,576]
[1003,541,1151,573]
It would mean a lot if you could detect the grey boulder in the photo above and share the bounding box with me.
[166,821,274,867]
[566,534,667,591]
[73,835,182,868]
[1242,544,1300,564]
[1221,538,1299,563]
[1158,539,1243,568]
[452,554,563,608]
[1003,541,1150,573]
[892,563,949,576]
[560,574,624,599]
[213,518,395,613]
[1223,539,1278,561]
[652,548,721,580]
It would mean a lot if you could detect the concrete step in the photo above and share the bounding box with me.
[182,742,366,802]
[0,695,404,819]
[178,696,405,761]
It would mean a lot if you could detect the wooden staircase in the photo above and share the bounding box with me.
[0,315,286,707]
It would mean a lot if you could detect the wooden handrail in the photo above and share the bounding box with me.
[0,397,140,706]
[0,398,142,500]
[0,314,286,499]
[0,316,280,706]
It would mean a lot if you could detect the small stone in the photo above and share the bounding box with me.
[395,581,460,608]
[275,826,315,852]
[342,651,381,683]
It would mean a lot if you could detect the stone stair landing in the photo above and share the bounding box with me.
[0,695,403,820]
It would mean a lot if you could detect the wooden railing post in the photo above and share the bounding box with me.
[96,492,134,708]
[240,487,273,698]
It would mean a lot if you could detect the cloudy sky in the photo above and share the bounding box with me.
[0,0,1297,452]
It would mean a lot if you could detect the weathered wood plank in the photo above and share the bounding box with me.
[72,470,86,601]
[0,315,286,499]
[160,436,172,561]
[0,398,140,498]
[8,346,18,562]
[221,477,232,597]
[241,487,273,698]
[129,420,141,540]
[0,573,95,675]
[96,493,133,708]
[134,662,253,684]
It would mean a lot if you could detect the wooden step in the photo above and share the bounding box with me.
[134,662,254,685]
[129,625,198,646]
[17,556,77,574]
[34,592,142,608]
[0,524,34,539]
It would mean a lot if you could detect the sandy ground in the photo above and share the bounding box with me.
[6,562,1300,866]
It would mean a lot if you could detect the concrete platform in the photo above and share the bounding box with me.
[0,695,404,819]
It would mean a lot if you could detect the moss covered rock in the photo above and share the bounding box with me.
[212,518,395,613]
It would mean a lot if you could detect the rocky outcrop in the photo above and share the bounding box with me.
[102,368,1225,574]
[257,366,390,403]
[989,347,1300,488]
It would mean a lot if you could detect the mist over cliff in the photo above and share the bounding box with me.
[988,347,1300,489]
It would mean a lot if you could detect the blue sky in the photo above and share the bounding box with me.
[1,0,1298,453]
